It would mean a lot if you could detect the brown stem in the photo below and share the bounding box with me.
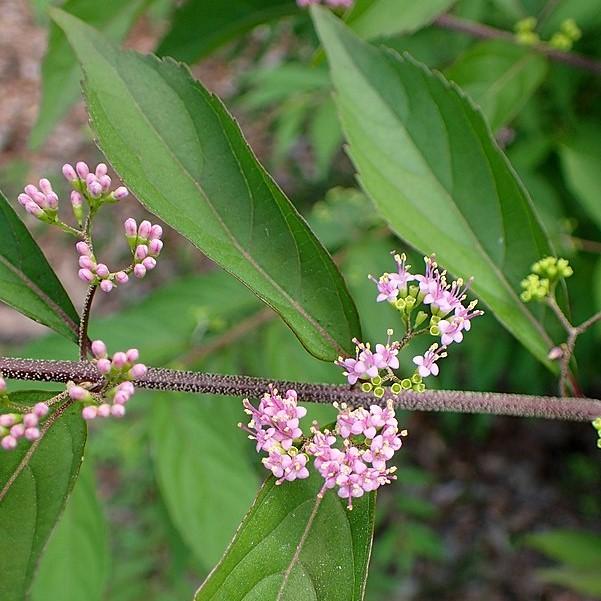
[575,310,601,335]
[0,357,599,422]
[78,284,97,360]
[433,13,601,76]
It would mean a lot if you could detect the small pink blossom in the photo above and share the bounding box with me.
[412,344,447,378]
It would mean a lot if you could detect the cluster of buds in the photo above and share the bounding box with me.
[124,218,163,280]
[296,0,353,7]
[18,178,59,224]
[521,256,573,302]
[514,17,540,45]
[337,252,482,393]
[1,377,49,451]
[241,386,406,509]
[77,241,129,293]
[593,418,601,449]
[67,340,146,420]
[514,16,581,50]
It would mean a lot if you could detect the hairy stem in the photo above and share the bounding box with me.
[0,357,599,422]
[434,13,601,76]
[78,284,97,360]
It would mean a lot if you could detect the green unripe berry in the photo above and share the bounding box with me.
[373,386,385,398]
[401,378,412,390]
[361,382,373,393]
[391,382,402,394]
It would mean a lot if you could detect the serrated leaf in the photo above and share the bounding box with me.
[53,9,361,362]
[30,460,109,601]
[558,122,601,232]
[195,472,376,601]
[0,189,79,342]
[345,0,455,39]
[29,0,145,149]
[0,392,86,601]
[312,7,555,366]
[446,40,547,130]
[156,0,298,64]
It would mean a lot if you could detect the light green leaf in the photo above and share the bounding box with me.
[53,9,361,362]
[0,189,79,342]
[29,0,145,149]
[558,122,601,231]
[524,530,601,570]
[156,0,298,64]
[195,473,376,601]
[0,392,86,601]
[446,40,547,130]
[346,0,455,39]
[30,460,109,601]
[535,567,601,597]
[312,7,555,366]
[308,98,343,180]
[150,363,258,567]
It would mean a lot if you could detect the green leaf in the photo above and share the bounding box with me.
[0,189,79,342]
[446,40,547,131]
[308,98,343,180]
[524,530,601,570]
[30,460,109,601]
[312,7,555,366]
[150,380,258,567]
[53,9,361,362]
[535,567,601,597]
[156,0,298,64]
[0,392,86,601]
[29,0,145,149]
[345,0,455,39]
[195,473,376,601]
[558,122,601,232]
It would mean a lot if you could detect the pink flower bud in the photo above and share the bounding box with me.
[79,256,95,270]
[85,173,96,186]
[135,245,148,261]
[99,175,112,191]
[25,427,40,441]
[68,385,89,401]
[76,241,91,256]
[82,406,97,420]
[149,225,163,240]
[113,391,129,405]
[138,220,152,239]
[39,178,53,194]
[24,184,39,197]
[62,163,77,181]
[91,340,107,358]
[1,436,17,450]
[142,257,156,271]
[18,193,32,207]
[126,348,139,362]
[115,271,129,284]
[548,346,563,360]
[113,186,129,200]
[112,352,128,369]
[124,218,137,237]
[11,424,25,438]
[26,202,44,217]
[100,279,113,293]
[0,414,16,427]
[46,192,59,209]
[88,181,103,198]
[95,163,108,177]
[111,404,126,418]
[78,269,95,283]
[76,161,90,178]
[149,239,163,256]
[31,190,49,208]
[97,404,111,418]
[118,382,135,395]
[23,413,38,428]
[97,358,112,374]
[33,402,49,417]
[130,363,147,379]
[134,264,146,279]
[95,263,110,278]
[71,191,83,207]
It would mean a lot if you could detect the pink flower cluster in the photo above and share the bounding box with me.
[62,162,128,203]
[297,0,353,7]
[68,340,146,420]
[0,402,49,451]
[77,241,129,293]
[241,388,406,509]
[124,218,163,279]
[336,333,400,385]
[18,178,59,221]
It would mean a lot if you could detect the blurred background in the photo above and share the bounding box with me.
[1,0,600,599]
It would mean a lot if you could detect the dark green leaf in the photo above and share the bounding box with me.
[195,472,376,601]
[345,0,455,39]
[0,392,86,601]
[0,189,79,342]
[30,460,108,601]
[29,0,145,149]
[156,0,298,64]
[53,9,361,362]
[446,40,547,131]
[312,7,555,366]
